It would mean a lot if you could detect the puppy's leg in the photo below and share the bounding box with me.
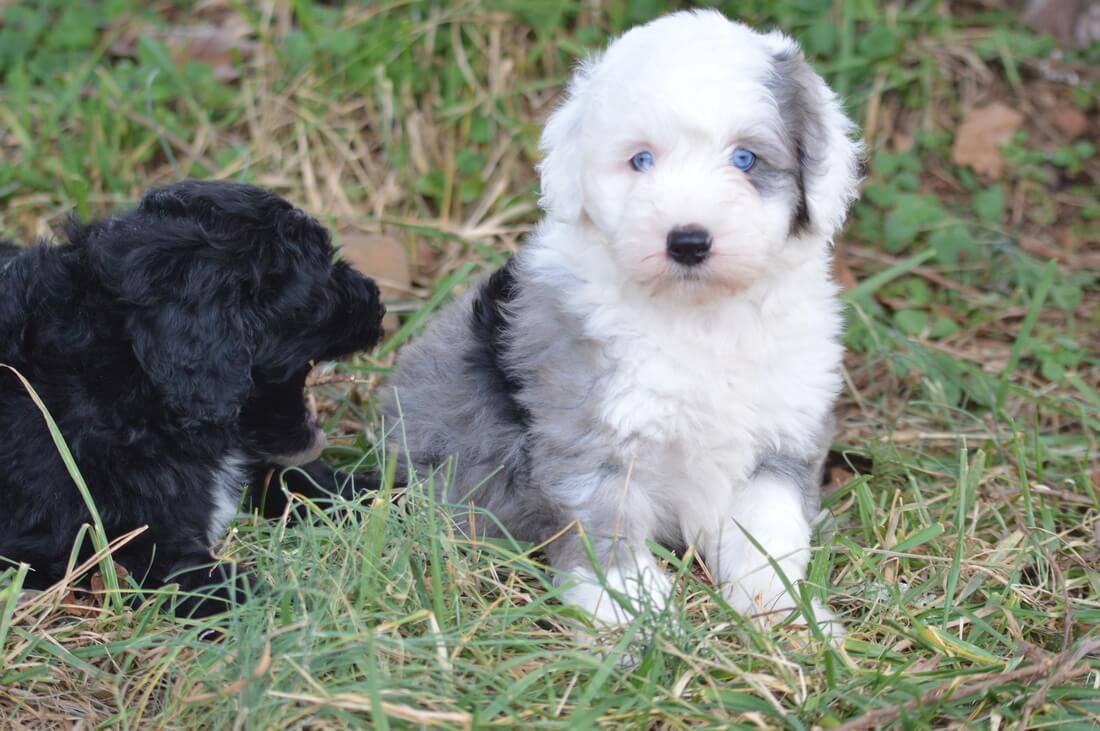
[115,536,255,618]
[240,370,326,467]
[164,553,257,619]
[689,459,842,636]
[543,473,673,625]
[247,460,379,519]
[551,534,672,626]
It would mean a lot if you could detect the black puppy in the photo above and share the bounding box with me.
[0,181,384,615]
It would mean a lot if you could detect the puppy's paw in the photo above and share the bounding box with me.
[271,424,327,467]
[168,560,258,619]
[726,584,844,642]
[562,564,673,626]
[777,598,846,646]
[563,566,685,669]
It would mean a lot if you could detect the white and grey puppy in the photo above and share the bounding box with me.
[383,10,861,632]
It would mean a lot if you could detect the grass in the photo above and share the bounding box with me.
[2,0,1099,727]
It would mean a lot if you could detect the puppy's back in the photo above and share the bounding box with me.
[382,261,533,526]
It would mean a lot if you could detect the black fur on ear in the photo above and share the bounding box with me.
[125,299,251,425]
[73,184,283,425]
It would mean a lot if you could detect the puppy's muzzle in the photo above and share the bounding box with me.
[666,225,712,266]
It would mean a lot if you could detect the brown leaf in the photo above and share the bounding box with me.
[829,466,856,491]
[109,14,255,83]
[415,240,444,278]
[831,245,858,291]
[167,17,255,82]
[1024,0,1085,49]
[251,641,272,679]
[1047,107,1090,139]
[60,590,100,618]
[1024,0,1100,49]
[1019,235,1100,269]
[89,562,130,601]
[951,103,1025,179]
[338,233,411,335]
[220,678,247,696]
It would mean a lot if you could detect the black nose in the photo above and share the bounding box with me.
[666,225,712,265]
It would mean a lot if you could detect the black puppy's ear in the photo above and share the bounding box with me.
[79,179,371,424]
[127,302,251,424]
[73,187,258,425]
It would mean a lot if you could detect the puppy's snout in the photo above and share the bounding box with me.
[666,225,712,266]
[338,266,385,321]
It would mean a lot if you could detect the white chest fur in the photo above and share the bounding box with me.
[581,261,843,525]
[599,290,841,454]
[528,232,844,536]
[206,451,247,548]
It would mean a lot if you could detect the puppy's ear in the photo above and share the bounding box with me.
[764,34,863,240]
[537,59,597,222]
[77,206,254,424]
[127,301,251,424]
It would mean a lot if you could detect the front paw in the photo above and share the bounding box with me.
[270,424,327,467]
[562,564,673,626]
[168,560,257,619]
[725,582,844,640]
[802,598,846,640]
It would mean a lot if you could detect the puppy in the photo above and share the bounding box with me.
[0,181,385,616]
[383,10,860,632]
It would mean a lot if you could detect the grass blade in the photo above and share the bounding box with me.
[995,260,1055,412]
[1,365,122,612]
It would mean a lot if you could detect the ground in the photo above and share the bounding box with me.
[1,1,1098,728]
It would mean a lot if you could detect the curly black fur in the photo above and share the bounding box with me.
[0,181,385,617]
[465,256,530,427]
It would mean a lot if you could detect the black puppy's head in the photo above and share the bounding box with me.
[78,180,385,424]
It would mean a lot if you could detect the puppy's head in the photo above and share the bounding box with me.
[80,181,384,424]
[538,10,861,297]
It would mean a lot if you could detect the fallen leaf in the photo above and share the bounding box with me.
[89,562,130,604]
[109,14,255,82]
[1024,0,1084,49]
[252,641,272,679]
[1024,0,1100,49]
[1047,107,1090,139]
[338,232,411,335]
[415,239,444,278]
[221,678,247,696]
[1019,235,1100,269]
[60,590,100,618]
[829,465,856,491]
[951,103,1025,179]
[168,17,255,82]
[831,244,858,291]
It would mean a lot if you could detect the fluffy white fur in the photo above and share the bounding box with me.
[384,9,861,636]
[206,451,248,546]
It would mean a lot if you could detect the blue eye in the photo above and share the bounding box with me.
[630,151,654,172]
[730,147,756,171]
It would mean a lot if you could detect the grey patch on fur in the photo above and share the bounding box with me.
[763,47,832,236]
[752,414,835,522]
[741,134,801,207]
[381,251,658,575]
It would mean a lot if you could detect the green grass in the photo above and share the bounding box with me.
[2,0,1099,728]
